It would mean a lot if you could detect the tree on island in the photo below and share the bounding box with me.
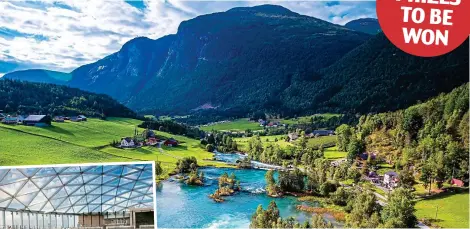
[265,170,281,197]
[209,172,240,202]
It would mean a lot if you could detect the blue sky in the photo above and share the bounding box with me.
[0,0,377,76]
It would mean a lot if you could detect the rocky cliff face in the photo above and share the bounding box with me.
[70,5,371,114]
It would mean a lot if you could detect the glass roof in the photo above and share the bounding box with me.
[0,164,154,214]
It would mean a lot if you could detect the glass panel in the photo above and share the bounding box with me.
[18,168,39,177]
[30,192,47,206]
[38,213,44,229]
[17,180,40,195]
[5,211,13,227]
[22,212,28,228]
[16,191,38,206]
[0,170,26,185]
[31,176,55,189]
[0,181,26,195]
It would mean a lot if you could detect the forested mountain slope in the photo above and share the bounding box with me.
[0,79,136,118]
[350,84,468,181]
[69,5,371,115]
[3,69,71,85]
[283,33,469,115]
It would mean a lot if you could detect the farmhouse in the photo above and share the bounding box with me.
[17,115,26,124]
[164,138,178,147]
[310,130,335,137]
[78,115,87,121]
[451,178,464,187]
[70,116,82,122]
[53,116,65,122]
[23,115,52,127]
[288,133,299,142]
[1,116,18,125]
[383,171,399,189]
[121,137,135,148]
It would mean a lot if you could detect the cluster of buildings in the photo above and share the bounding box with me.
[0,113,88,127]
[119,130,179,149]
[53,115,87,122]
[257,119,283,128]
[287,129,335,141]
[0,114,51,127]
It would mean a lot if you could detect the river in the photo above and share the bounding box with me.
[156,153,340,228]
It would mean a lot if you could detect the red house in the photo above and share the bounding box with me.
[451,178,464,187]
[164,138,178,147]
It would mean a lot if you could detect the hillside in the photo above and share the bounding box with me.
[0,79,136,118]
[3,69,71,85]
[345,18,381,35]
[0,118,229,174]
[283,33,469,114]
[356,83,468,180]
[69,5,371,114]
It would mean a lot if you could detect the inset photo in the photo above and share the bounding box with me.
[0,162,156,229]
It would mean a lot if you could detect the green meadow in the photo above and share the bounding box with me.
[199,118,263,132]
[280,113,342,125]
[0,118,229,174]
[415,192,469,228]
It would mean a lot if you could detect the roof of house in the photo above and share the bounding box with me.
[385,171,398,177]
[3,116,18,121]
[79,115,87,118]
[24,115,47,122]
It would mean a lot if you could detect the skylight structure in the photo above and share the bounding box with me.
[0,164,154,214]
[0,163,155,228]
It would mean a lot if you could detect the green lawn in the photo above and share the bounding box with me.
[323,146,347,159]
[0,117,140,148]
[280,113,342,125]
[415,192,469,228]
[199,118,263,132]
[0,127,128,165]
[0,118,231,175]
[234,135,292,151]
[306,135,337,149]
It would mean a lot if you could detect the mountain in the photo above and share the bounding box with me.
[69,5,372,114]
[0,79,135,118]
[282,33,469,114]
[345,18,381,35]
[3,69,71,85]
[4,5,468,118]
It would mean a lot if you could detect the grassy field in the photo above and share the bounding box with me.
[199,118,263,132]
[234,135,293,151]
[415,192,469,228]
[323,146,347,159]
[306,135,337,149]
[0,117,141,148]
[280,113,342,125]
[0,118,230,175]
[0,127,128,165]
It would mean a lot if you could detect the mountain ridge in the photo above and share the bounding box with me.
[2,5,468,118]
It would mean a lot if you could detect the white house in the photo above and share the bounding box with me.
[121,137,135,148]
[383,171,399,188]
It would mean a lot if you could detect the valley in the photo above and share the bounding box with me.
[0,3,468,229]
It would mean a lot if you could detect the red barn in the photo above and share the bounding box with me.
[164,138,178,147]
[451,178,464,187]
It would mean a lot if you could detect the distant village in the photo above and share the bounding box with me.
[0,113,88,127]
[116,129,179,150]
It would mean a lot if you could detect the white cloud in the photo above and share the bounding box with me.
[0,0,376,73]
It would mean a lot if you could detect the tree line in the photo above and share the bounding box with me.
[0,79,136,118]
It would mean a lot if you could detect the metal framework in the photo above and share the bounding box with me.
[0,164,154,214]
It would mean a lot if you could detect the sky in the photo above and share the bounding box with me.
[0,0,377,76]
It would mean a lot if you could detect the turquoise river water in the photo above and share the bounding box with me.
[156,153,340,229]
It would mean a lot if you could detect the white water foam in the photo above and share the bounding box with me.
[204,213,251,229]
